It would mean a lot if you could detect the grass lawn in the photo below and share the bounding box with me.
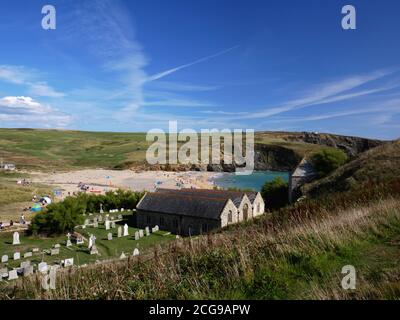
[0,214,175,269]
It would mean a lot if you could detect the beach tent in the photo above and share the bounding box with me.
[30,203,42,212]
[40,197,52,205]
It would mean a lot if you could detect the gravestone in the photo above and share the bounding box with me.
[105,220,110,230]
[94,221,99,228]
[20,261,30,269]
[12,232,20,245]
[84,219,89,226]
[1,255,8,263]
[8,270,18,280]
[38,262,48,273]
[134,231,139,241]
[119,252,126,259]
[153,225,159,232]
[100,203,104,214]
[133,248,140,256]
[24,252,33,258]
[50,248,59,256]
[145,227,150,236]
[107,233,113,241]
[54,244,60,249]
[90,245,98,255]
[0,268,8,278]
[13,252,20,260]
[23,265,34,277]
[111,221,116,229]
[64,258,74,267]
[121,208,124,212]
[118,214,123,220]
[139,230,144,238]
[76,237,84,245]
[32,248,40,253]
[66,233,72,247]
[123,224,129,236]
[98,215,103,222]
[117,226,122,238]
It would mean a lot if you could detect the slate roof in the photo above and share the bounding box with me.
[137,189,259,220]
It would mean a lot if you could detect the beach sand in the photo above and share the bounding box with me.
[31,169,216,198]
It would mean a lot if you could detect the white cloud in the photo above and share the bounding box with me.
[0,96,71,127]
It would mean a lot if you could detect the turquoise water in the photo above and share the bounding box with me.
[211,170,289,191]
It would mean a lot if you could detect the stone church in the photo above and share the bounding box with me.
[136,188,265,236]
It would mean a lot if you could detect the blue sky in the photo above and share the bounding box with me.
[0,0,399,139]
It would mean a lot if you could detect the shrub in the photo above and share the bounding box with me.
[311,149,347,177]
[261,177,289,209]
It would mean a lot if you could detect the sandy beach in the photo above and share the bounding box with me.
[31,169,216,198]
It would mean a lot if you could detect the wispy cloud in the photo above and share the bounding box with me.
[0,65,65,98]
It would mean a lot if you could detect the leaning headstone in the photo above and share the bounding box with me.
[8,270,18,280]
[107,233,113,241]
[145,227,150,236]
[117,226,122,238]
[50,248,60,256]
[12,232,20,245]
[1,255,8,263]
[123,224,129,236]
[119,252,126,259]
[139,229,144,238]
[38,262,48,273]
[23,265,34,277]
[13,252,20,260]
[133,248,140,256]
[134,231,139,241]
[64,258,74,267]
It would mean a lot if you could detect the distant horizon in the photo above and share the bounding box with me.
[0,126,395,141]
[1,0,399,140]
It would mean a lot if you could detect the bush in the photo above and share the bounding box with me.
[311,149,347,177]
[261,177,289,209]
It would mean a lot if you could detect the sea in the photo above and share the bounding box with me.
[211,170,289,191]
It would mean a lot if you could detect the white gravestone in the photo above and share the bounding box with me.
[90,245,98,255]
[12,232,20,245]
[134,231,139,241]
[105,220,110,230]
[50,248,59,256]
[54,244,60,249]
[123,224,129,236]
[111,221,116,229]
[117,226,122,238]
[32,248,40,253]
[1,255,8,263]
[139,230,144,238]
[64,258,74,267]
[133,248,140,256]
[107,233,113,241]
[38,262,48,274]
[24,252,33,258]
[13,252,20,260]
[94,221,99,228]
[8,270,18,280]
[145,227,150,236]
[20,261,30,269]
[120,252,126,259]
[66,233,72,247]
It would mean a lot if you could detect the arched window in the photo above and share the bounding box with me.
[228,210,233,223]
[257,203,261,213]
[243,204,249,220]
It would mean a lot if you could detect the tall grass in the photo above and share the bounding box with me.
[1,186,399,300]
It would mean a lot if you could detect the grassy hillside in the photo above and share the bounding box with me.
[303,140,400,197]
[1,189,399,299]
[0,128,353,171]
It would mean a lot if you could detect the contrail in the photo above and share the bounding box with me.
[147,45,239,82]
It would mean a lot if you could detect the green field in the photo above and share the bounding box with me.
[0,214,175,268]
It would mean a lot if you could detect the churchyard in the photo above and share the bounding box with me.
[0,211,175,281]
